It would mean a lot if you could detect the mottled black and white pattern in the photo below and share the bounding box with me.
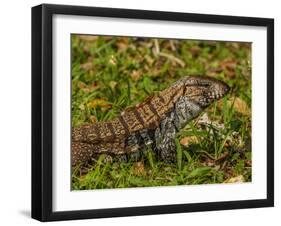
[124,96,203,163]
[156,96,202,162]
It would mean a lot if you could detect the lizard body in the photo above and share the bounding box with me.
[72,76,229,166]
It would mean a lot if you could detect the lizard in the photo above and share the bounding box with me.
[72,76,229,166]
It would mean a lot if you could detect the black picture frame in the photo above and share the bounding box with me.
[32,3,274,222]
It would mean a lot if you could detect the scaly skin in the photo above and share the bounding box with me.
[72,76,229,166]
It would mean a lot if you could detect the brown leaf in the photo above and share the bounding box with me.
[89,115,97,123]
[208,59,237,78]
[220,59,237,70]
[230,43,240,49]
[80,62,93,71]
[144,55,154,66]
[130,70,142,81]
[245,160,252,167]
[190,46,201,57]
[87,99,111,109]
[215,152,229,164]
[90,82,99,90]
[115,38,129,52]
[77,81,87,89]
[180,136,199,147]
[78,35,98,41]
[133,161,146,176]
[224,175,244,184]
[230,97,250,115]
[218,97,250,116]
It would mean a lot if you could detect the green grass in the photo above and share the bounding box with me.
[71,35,252,190]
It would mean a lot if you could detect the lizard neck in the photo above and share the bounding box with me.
[173,96,203,131]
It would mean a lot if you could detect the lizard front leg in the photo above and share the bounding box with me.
[155,96,197,163]
[155,112,177,163]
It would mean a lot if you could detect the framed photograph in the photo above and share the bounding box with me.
[32,4,274,221]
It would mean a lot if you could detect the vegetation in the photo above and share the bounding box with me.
[71,35,252,190]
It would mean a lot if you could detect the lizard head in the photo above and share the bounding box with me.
[182,76,230,108]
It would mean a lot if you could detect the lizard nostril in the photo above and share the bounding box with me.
[223,84,230,94]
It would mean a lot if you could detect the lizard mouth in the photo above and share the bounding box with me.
[208,85,229,100]
[204,78,230,99]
